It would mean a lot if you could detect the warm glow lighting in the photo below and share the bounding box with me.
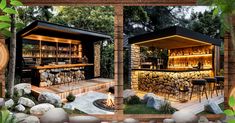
[106,92,114,107]
[133,35,211,45]
[169,54,212,58]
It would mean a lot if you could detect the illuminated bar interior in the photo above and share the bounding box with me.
[129,26,222,101]
[15,21,111,87]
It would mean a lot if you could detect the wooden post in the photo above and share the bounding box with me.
[224,16,235,109]
[0,35,7,97]
[114,5,124,121]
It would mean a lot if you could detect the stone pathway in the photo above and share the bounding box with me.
[66,91,114,114]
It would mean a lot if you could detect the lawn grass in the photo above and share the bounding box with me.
[124,104,161,114]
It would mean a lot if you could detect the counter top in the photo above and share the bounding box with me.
[31,63,94,69]
[132,68,212,72]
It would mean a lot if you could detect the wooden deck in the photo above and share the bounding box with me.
[136,91,224,114]
[32,78,114,99]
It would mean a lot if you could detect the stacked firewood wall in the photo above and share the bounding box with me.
[138,71,212,95]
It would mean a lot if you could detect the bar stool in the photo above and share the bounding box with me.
[178,85,189,103]
[61,69,71,85]
[71,68,79,84]
[50,70,60,87]
[215,76,224,95]
[204,77,217,98]
[190,79,208,102]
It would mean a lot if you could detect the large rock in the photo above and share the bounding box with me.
[18,97,35,107]
[15,104,25,112]
[69,116,101,123]
[163,119,175,123]
[40,108,69,123]
[38,92,62,107]
[146,97,165,110]
[30,103,55,115]
[63,103,75,110]
[14,83,31,96]
[0,98,5,107]
[123,89,136,99]
[123,118,139,123]
[198,116,209,123]
[205,100,223,114]
[14,113,29,123]
[5,99,14,108]
[143,93,157,103]
[23,116,40,123]
[172,110,198,123]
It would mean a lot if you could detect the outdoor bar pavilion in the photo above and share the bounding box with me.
[13,20,114,98]
[129,26,223,102]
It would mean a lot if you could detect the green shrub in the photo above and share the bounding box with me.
[124,95,142,105]
[0,107,16,123]
[158,101,177,114]
[66,93,76,102]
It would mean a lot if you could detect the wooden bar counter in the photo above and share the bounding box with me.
[31,63,94,69]
[31,63,94,87]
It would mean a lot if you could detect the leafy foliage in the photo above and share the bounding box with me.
[0,0,23,37]
[66,93,76,102]
[158,101,177,114]
[188,9,221,38]
[0,107,16,123]
[50,6,114,36]
[124,95,142,105]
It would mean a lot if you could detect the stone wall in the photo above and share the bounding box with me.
[130,44,140,90]
[138,70,213,95]
[94,42,101,77]
[39,68,85,87]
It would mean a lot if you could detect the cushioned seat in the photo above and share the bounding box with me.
[190,79,208,102]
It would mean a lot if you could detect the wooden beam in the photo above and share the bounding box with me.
[114,5,124,121]
[20,0,196,5]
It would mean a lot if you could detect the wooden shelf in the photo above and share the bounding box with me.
[31,63,93,69]
[169,54,212,58]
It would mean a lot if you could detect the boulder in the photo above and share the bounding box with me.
[38,92,62,107]
[204,100,223,114]
[5,99,14,108]
[14,113,29,123]
[146,97,165,110]
[69,116,101,123]
[40,108,69,123]
[15,104,25,112]
[198,116,209,123]
[18,97,35,107]
[14,83,31,96]
[123,89,136,99]
[123,118,139,123]
[30,103,55,115]
[163,119,175,123]
[172,110,198,123]
[143,93,157,103]
[23,116,40,123]
[63,103,75,110]
[0,98,5,107]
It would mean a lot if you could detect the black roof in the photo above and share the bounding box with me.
[128,26,221,46]
[18,20,112,42]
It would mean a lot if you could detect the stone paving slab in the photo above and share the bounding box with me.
[66,91,114,114]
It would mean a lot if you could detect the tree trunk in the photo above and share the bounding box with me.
[7,14,16,97]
